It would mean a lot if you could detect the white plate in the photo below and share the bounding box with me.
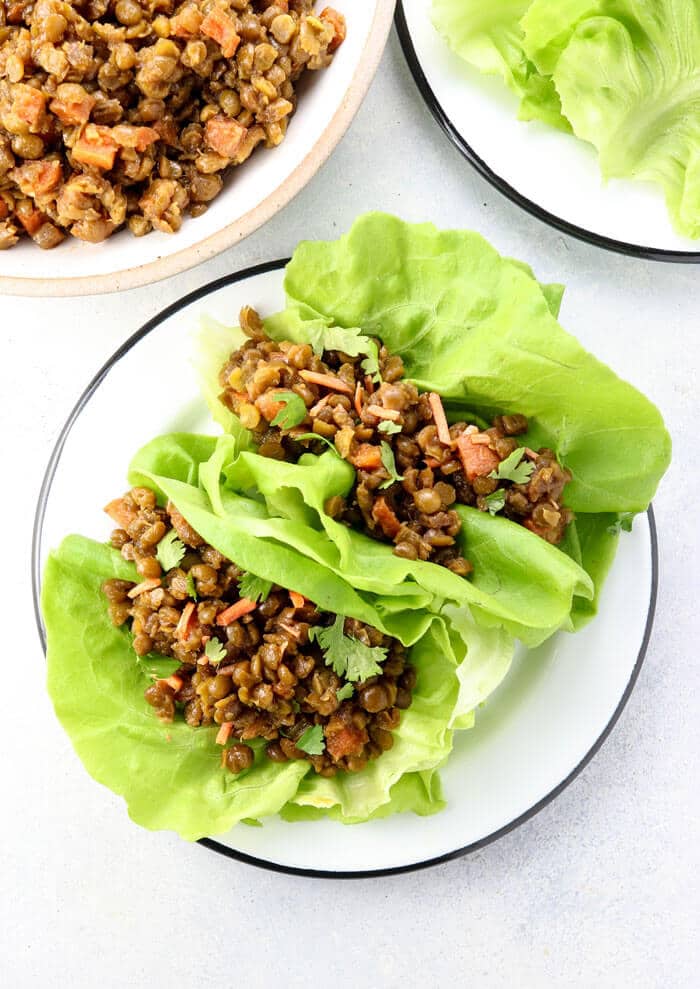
[33,262,658,877]
[397,0,700,262]
[1,3,395,297]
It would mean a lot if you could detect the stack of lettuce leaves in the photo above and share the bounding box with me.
[43,214,671,840]
[432,0,700,239]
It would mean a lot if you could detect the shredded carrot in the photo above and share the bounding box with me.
[289,591,305,610]
[175,601,196,640]
[216,597,257,626]
[470,433,492,446]
[524,447,538,460]
[354,381,364,417]
[455,435,500,482]
[166,675,183,692]
[103,497,136,528]
[372,496,401,538]
[350,443,383,470]
[364,375,375,394]
[216,722,234,745]
[201,8,241,58]
[127,577,161,599]
[299,369,354,395]
[366,404,400,421]
[428,392,451,446]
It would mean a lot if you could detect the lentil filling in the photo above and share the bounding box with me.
[0,1,345,249]
[102,486,414,777]
[218,306,575,573]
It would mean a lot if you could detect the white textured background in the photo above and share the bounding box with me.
[2,32,698,988]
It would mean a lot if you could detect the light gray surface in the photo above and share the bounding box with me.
[2,32,698,988]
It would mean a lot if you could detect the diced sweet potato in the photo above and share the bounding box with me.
[12,85,47,130]
[350,444,383,470]
[200,8,241,58]
[15,202,45,236]
[10,160,62,197]
[455,434,500,482]
[72,124,119,170]
[49,84,96,126]
[204,115,247,158]
[320,8,346,51]
[325,723,365,761]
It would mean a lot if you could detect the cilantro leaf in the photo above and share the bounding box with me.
[296,724,325,755]
[156,530,185,572]
[490,448,534,485]
[309,615,387,682]
[379,441,404,489]
[607,512,635,536]
[484,489,506,516]
[293,432,339,454]
[314,325,381,381]
[336,682,354,702]
[378,420,402,435]
[204,638,226,664]
[186,573,198,601]
[270,391,307,430]
[238,572,273,603]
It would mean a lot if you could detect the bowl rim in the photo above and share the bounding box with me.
[395,0,700,264]
[1,0,396,298]
[32,257,659,879]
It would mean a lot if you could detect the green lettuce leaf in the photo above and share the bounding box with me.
[43,434,516,836]
[431,0,570,129]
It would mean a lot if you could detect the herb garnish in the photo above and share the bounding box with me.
[270,391,307,430]
[484,489,506,515]
[296,724,325,755]
[379,441,404,489]
[238,572,273,603]
[204,638,226,664]
[336,682,355,702]
[309,615,387,682]
[378,420,402,435]
[490,448,534,485]
[156,530,185,571]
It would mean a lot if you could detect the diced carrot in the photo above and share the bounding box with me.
[0,200,8,220]
[12,85,47,129]
[103,497,137,529]
[299,369,354,395]
[171,5,203,38]
[216,597,257,626]
[72,124,119,171]
[326,725,364,761]
[204,115,247,158]
[11,160,62,197]
[16,205,44,236]
[350,443,383,470]
[127,577,162,599]
[49,85,95,126]
[424,457,441,469]
[175,601,196,640]
[200,8,241,58]
[320,7,346,52]
[111,124,160,152]
[366,404,400,421]
[371,496,401,538]
[166,675,183,692]
[428,392,451,446]
[289,591,306,610]
[354,381,364,417]
[255,391,285,423]
[455,434,500,483]
[216,722,234,745]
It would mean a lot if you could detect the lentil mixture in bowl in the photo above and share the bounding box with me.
[102,485,416,777]
[0,0,345,250]
[217,306,574,575]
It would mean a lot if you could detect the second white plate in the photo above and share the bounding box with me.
[397,0,700,262]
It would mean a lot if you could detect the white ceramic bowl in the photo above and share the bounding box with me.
[0,2,395,297]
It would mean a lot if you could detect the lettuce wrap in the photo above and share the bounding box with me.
[43,433,514,839]
[199,214,670,641]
